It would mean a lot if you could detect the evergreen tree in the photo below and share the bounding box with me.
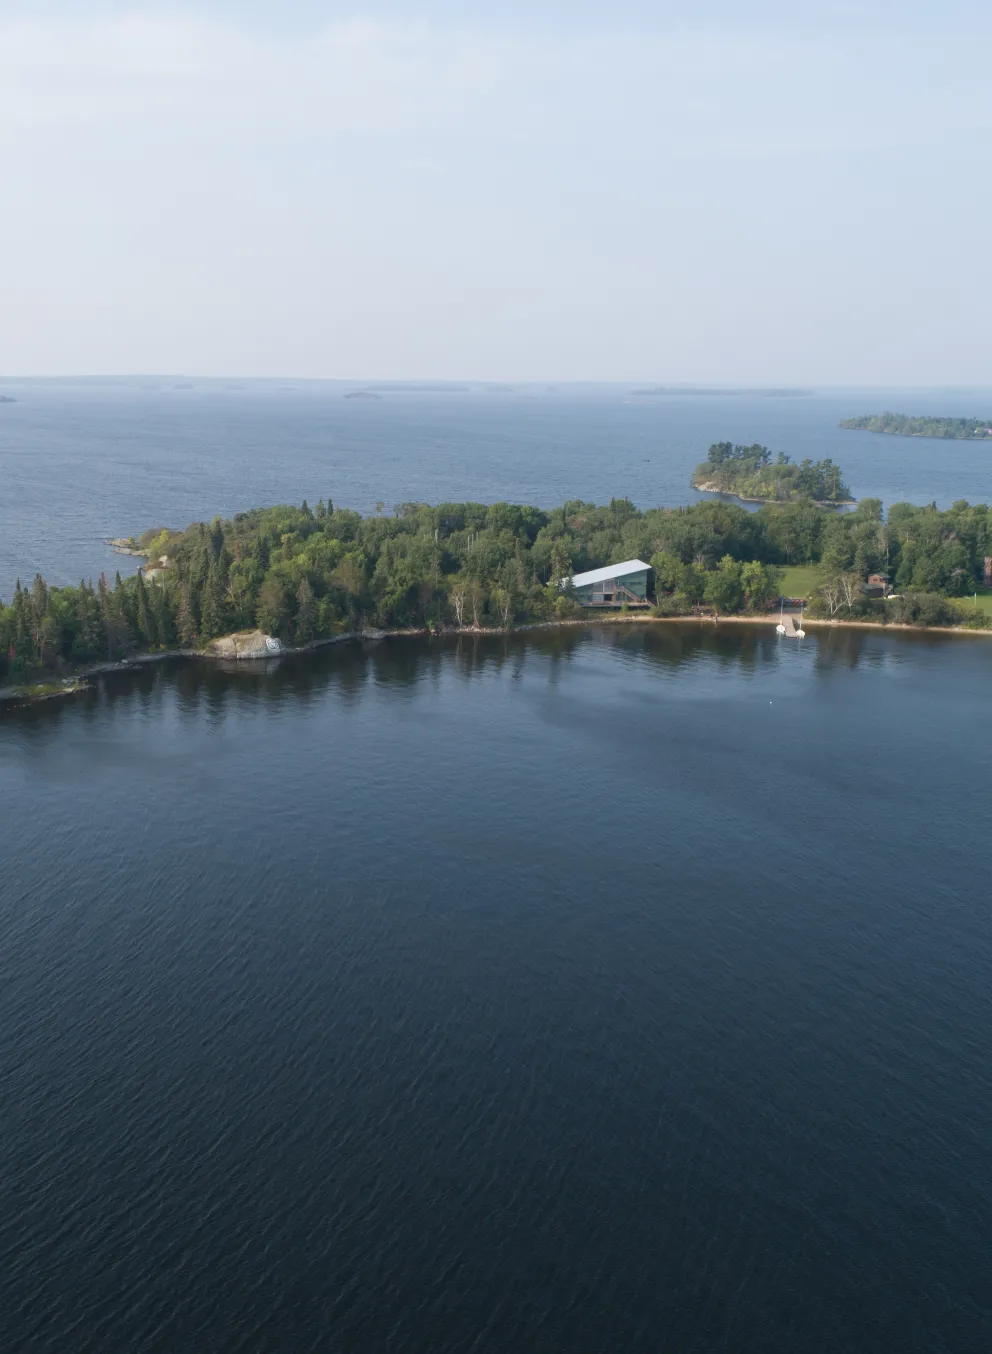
[112,572,134,654]
[12,580,29,649]
[177,589,198,648]
[152,584,174,648]
[97,574,115,659]
[30,574,50,661]
[295,578,315,644]
[135,572,156,648]
[32,573,49,619]
[209,517,225,560]
[74,581,101,659]
[200,562,226,637]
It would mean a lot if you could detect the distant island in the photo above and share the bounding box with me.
[344,390,382,400]
[841,412,992,440]
[693,442,853,504]
[0,395,15,404]
[5,486,991,702]
[632,387,813,398]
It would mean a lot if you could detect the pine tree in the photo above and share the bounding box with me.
[135,571,156,648]
[32,573,49,619]
[200,562,225,637]
[295,578,315,644]
[97,574,115,659]
[177,589,198,648]
[112,572,134,654]
[12,580,29,650]
[75,581,101,659]
[153,584,175,648]
[30,574,50,661]
[209,517,225,560]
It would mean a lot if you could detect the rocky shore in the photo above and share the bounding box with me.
[5,612,990,709]
[106,538,150,556]
[693,478,856,507]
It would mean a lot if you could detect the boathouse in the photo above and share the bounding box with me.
[570,559,651,608]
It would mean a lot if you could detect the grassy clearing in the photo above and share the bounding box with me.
[955,586,992,616]
[779,565,820,599]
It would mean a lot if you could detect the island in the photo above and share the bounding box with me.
[4,490,991,701]
[631,387,813,398]
[692,442,853,504]
[0,395,16,404]
[841,413,992,440]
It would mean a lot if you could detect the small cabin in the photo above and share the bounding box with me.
[570,559,651,607]
[864,572,891,598]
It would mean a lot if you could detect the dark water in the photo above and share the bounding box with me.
[3,380,992,594]
[2,625,991,1352]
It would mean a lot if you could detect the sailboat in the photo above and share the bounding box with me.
[795,603,806,639]
[776,598,787,635]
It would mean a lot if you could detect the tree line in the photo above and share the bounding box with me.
[841,413,992,440]
[3,493,992,682]
[693,443,851,502]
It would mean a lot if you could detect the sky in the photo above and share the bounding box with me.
[1,1,990,383]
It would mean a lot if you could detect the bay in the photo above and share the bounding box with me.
[2,380,992,596]
[2,625,991,1352]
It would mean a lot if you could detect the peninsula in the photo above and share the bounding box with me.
[3,491,991,699]
[692,442,853,504]
[841,413,992,440]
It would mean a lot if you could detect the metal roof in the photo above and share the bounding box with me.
[570,559,651,588]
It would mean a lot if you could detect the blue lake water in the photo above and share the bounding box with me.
[2,625,991,1352]
[4,384,992,1351]
[2,379,991,595]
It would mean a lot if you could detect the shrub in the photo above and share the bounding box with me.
[886,592,961,627]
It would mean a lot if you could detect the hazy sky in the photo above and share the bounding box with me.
[2,1,990,383]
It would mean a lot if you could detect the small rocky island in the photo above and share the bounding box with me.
[692,442,853,504]
[841,413,992,440]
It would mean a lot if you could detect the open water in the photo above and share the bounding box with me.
[2,625,991,1352]
[2,379,992,595]
[3,385,992,1350]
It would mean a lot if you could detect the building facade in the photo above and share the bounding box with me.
[570,560,652,607]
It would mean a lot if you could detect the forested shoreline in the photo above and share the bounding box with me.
[3,492,992,688]
[692,442,852,503]
[841,413,992,440]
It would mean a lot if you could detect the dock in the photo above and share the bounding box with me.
[776,613,805,638]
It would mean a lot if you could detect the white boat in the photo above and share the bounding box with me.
[775,600,805,638]
[775,598,787,635]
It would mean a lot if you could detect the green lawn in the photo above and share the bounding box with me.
[775,568,992,612]
[778,565,820,599]
[957,586,992,616]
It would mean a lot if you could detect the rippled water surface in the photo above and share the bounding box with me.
[2,380,992,594]
[2,625,991,1352]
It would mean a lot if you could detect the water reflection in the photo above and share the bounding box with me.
[3,622,988,742]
